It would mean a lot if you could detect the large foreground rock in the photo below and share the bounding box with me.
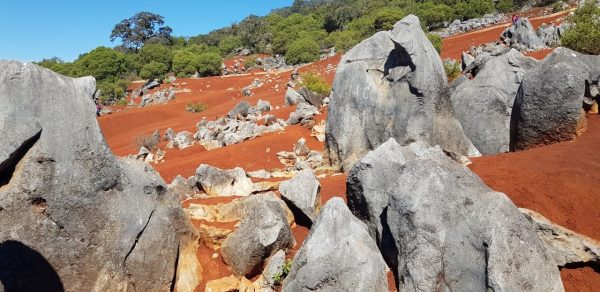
[512,48,600,150]
[283,198,389,291]
[0,61,189,291]
[452,49,538,154]
[326,15,478,170]
[347,138,563,291]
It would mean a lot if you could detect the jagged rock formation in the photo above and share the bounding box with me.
[452,49,538,154]
[283,198,389,291]
[0,61,190,291]
[278,170,321,225]
[325,15,479,171]
[512,48,600,150]
[501,17,546,51]
[347,138,564,291]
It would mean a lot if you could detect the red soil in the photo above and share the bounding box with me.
[470,115,600,290]
[441,9,572,60]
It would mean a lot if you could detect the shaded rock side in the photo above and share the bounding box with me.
[325,15,479,171]
[347,138,564,292]
[512,48,600,150]
[195,164,254,196]
[452,49,538,154]
[278,170,321,225]
[0,61,188,291]
[283,198,389,292]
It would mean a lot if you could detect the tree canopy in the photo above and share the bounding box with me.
[110,12,173,50]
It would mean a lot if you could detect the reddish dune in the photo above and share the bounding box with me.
[441,9,572,60]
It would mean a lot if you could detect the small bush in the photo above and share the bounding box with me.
[135,133,158,150]
[561,0,600,55]
[551,1,563,13]
[115,99,128,106]
[245,56,257,68]
[186,102,208,113]
[427,33,443,54]
[301,72,331,96]
[272,259,293,286]
[197,51,223,76]
[444,60,462,81]
[286,38,320,65]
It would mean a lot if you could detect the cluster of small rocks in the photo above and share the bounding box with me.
[241,78,264,96]
[277,138,325,172]
[138,87,176,107]
[194,100,288,150]
[435,13,507,38]
[255,55,293,71]
[222,59,249,75]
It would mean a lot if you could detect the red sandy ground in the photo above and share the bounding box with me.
[441,8,573,61]
[98,18,600,291]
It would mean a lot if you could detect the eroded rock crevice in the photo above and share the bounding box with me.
[0,129,41,187]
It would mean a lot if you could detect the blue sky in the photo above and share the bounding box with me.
[0,0,292,62]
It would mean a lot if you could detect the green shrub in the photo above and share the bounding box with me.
[186,102,208,113]
[245,56,257,68]
[409,2,454,29]
[286,38,320,65]
[427,33,443,54]
[97,80,127,104]
[453,0,494,20]
[197,51,222,76]
[138,43,172,70]
[496,0,516,13]
[172,49,198,76]
[115,99,128,106]
[272,259,293,286]
[139,61,168,80]
[561,0,600,55]
[219,35,243,56]
[326,30,361,52]
[444,60,462,81]
[301,72,331,96]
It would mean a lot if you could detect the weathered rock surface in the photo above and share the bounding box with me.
[195,164,254,196]
[278,170,321,224]
[285,87,305,106]
[347,138,564,291]
[512,48,600,150]
[262,249,286,287]
[452,49,538,154]
[325,15,479,170]
[283,198,389,292]
[221,193,294,277]
[521,208,600,267]
[501,17,546,50]
[0,61,189,291]
[227,100,251,119]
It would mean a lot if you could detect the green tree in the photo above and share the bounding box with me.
[286,37,320,64]
[138,43,172,70]
[36,57,75,76]
[139,61,168,79]
[218,35,243,56]
[326,30,361,52]
[496,0,515,13]
[561,0,600,55]
[72,47,133,82]
[409,2,454,29]
[110,12,172,50]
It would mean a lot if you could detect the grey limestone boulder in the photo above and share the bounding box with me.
[347,138,564,291]
[512,48,600,150]
[195,164,254,196]
[452,49,538,154]
[221,193,294,277]
[278,170,321,224]
[0,61,189,291]
[325,15,479,171]
[283,198,389,292]
[227,100,251,119]
[501,18,546,50]
[285,87,305,106]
